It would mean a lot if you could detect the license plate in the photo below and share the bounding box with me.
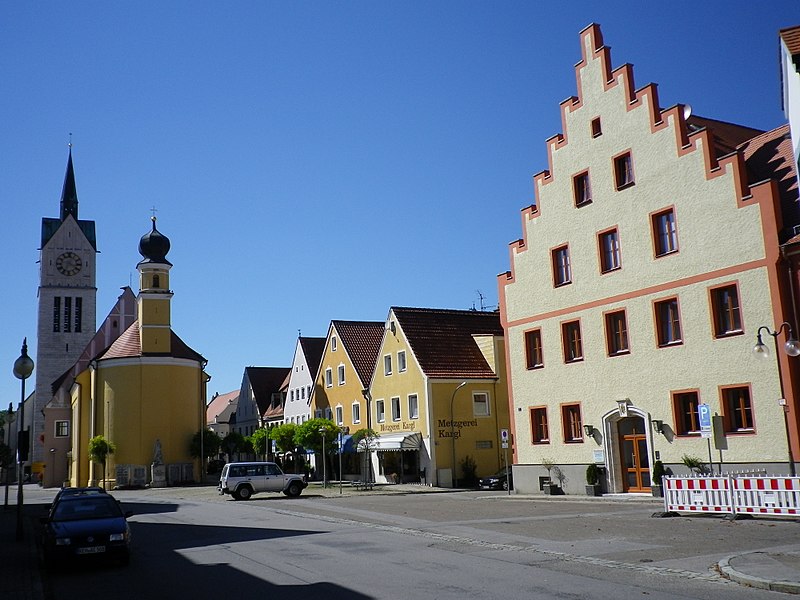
[77,546,106,555]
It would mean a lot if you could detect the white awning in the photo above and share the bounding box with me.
[357,431,422,452]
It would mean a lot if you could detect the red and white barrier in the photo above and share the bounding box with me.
[664,475,800,516]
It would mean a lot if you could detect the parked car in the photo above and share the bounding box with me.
[218,461,308,500]
[478,468,513,491]
[48,487,109,519]
[39,492,132,568]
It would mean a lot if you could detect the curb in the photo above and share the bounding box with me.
[718,553,800,595]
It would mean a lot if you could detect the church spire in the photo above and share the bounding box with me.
[60,146,78,221]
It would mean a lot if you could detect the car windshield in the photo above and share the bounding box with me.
[53,497,123,521]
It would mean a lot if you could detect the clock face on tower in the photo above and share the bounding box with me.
[55,251,83,276]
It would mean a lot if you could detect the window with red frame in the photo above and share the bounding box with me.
[599,229,621,273]
[552,245,572,287]
[672,391,701,435]
[722,386,754,433]
[614,152,634,189]
[562,321,583,362]
[652,208,678,256]
[524,329,544,369]
[605,310,629,356]
[711,285,742,337]
[655,298,682,346]
[561,404,583,443]
[530,407,549,444]
[573,172,592,207]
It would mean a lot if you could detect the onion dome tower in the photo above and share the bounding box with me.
[137,217,173,354]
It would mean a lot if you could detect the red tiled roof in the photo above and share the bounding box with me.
[206,389,239,423]
[738,124,800,236]
[332,321,385,387]
[780,25,800,58]
[99,321,206,363]
[686,115,764,158]
[299,336,326,379]
[391,307,503,379]
[244,366,291,417]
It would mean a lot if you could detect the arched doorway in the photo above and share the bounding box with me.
[618,416,651,492]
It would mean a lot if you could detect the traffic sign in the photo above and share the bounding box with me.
[699,403,712,438]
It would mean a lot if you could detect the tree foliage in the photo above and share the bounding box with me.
[249,428,270,457]
[88,435,116,489]
[294,418,339,454]
[221,431,251,458]
[269,423,298,454]
[190,429,222,459]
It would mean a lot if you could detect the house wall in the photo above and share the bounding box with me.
[284,340,315,425]
[781,32,800,165]
[500,25,794,495]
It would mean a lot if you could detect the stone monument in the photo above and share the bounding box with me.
[150,438,167,488]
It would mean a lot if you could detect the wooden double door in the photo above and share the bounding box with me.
[618,417,651,492]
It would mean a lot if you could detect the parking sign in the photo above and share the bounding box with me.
[698,403,712,438]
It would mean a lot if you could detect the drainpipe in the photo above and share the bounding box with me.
[89,360,98,485]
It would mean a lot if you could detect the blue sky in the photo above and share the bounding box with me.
[2,2,798,404]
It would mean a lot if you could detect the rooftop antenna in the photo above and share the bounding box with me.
[476,290,486,311]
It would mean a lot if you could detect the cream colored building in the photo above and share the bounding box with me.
[499,24,800,494]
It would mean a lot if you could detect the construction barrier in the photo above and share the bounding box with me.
[663,475,800,517]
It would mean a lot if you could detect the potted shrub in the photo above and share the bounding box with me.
[585,463,603,496]
[651,460,665,497]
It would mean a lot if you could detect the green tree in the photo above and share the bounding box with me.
[221,431,247,460]
[88,435,116,490]
[269,423,298,454]
[351,428,379,484]
[294,418,338,454]
[249,428,270,458]
[190,429,222,461]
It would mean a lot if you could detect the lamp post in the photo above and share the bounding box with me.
[753,323,800,476]
[449,381,467,488]
[4,403,12,509]
[319,427,326,489]
[13,338,34,541]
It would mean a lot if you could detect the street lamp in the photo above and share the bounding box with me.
[753,323,800,476]
[4,402,12,509]
[449,381,467,488]
[319,427,326,489]
[13,338,34,541]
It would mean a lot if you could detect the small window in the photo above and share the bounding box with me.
[55,420,69,437]
[152,274,160,289]
[335,406,343,425]
[614,151,634,189]
[562,320,583,363]
[672,390,701,435]
[530,407,549,444]
[53,297,61,332]
[74,297,82,333]
[561,404,583,443]
[591,117,602,137]
[64,297,72,333]
[290,390,295,402]
[352,402,361,424]
[524,329,544,369]
[325,367,333,388]
[605,310,629,356]
[711,284,742,337]
[324,407,332,420]
[376,399,385,423]
[598,229,621,273]
[384,355,393,376]
[408,394,419,419]
[398,350,407,372]
[473,392,490,416]
[552,245,572,287]
[331,337,337,351]
[337,364,345,385]
[391,397,401,421]
[652,208,678,257]
[722,386,754,433]
[654,298,682,347]
[573,171,592,207]
[301,387,305,399]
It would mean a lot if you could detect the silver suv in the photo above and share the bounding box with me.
[218,462,307,500]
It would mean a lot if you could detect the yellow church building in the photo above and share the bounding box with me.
[69,217,209,488]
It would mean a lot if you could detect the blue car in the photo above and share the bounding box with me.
[40,492,132,568]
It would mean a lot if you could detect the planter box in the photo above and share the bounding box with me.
[585,484,602,496]
[543,483,562,495]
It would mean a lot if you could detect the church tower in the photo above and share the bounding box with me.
[137,216,173,354]
[34,149,97,466]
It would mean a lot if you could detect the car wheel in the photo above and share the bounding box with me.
[502,480,509,491]
[284,481,302,498]
[233,486,252,501]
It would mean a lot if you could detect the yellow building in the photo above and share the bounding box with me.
[311,320,385,480]
[369,307,509,487]
[69,218,209,488]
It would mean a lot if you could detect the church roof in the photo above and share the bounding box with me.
[98,320,206,363]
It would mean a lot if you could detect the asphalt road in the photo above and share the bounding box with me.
[35,485,800,599]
